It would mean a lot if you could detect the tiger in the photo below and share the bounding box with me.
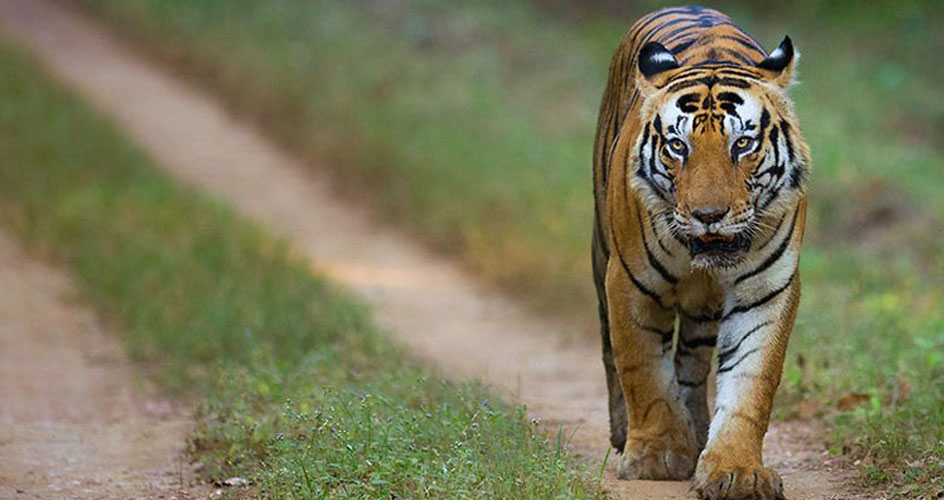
[591,6,810,500]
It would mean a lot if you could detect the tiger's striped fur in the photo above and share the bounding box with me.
[591,7,810,499]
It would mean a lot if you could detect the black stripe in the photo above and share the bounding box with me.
[660,24,705,46]
[778,121,801,190]
[637,170,671,204]
[680,308,721,323]
[634,124,670,203]
[648,210,673,256]
[717,347,761,374]
[627,267,669,310]
[652,169,674,186]
[663,11,728,39]
[687,61,750,70]
[670,38,696,54]
[789,164,805,189]
[604,110,619,184]
[665,75,751,94]
[627,89,640,117]
[632,8,704,44]
[676,93,701,113]
[780,121,796,162]
[632,318,675,344]
[647,129,669,190]
[716,68,763,80]
[670,67,714,80]
[735,208,798,285]
[722,272,795,321]
[722,48,758,66]
[716,34,766,55]
[678,335,717,351]
[758,108,772,139]
[613,233,670,311]
[717,92,743,105]
[639,122,650,156]
[717,320,772,366]
[664,78,704,93]
[635,131,671,204]
[637,210,678,285]
[756,160,784,182]
[769,125,781,168]
[639,15,705,48]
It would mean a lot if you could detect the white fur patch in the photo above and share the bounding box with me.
[649,51,677,65]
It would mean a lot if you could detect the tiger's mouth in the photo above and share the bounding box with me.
[689,232,751,257]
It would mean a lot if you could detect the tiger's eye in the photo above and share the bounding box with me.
[733,136,754,154]
[668,138,688,155]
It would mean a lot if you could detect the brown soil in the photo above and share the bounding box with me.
[0,231,204,499]
[0,0,868,497]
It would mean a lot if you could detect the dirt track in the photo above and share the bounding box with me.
[0,231,202,499]
[0,0,862,498]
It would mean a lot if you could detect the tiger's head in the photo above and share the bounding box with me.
[630,37,810,269]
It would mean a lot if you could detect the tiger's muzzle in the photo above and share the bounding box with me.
[676,206,754,268]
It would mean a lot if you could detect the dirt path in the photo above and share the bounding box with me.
[0,1,859,498]
[0,230,203,499]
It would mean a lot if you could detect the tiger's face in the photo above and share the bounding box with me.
[631,39,808,269]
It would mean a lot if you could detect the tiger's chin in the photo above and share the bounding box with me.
[688,233,751,270]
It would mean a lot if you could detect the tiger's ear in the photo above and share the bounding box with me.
[756,36,796,88]
[636,42,681,91]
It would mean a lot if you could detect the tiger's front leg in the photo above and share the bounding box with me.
[692,273,800,500]
[606,259,698,480]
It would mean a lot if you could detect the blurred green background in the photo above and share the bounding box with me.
[67,0,944,493]
[0,31,603,500]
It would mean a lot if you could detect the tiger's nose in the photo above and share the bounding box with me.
[691,207,729,224]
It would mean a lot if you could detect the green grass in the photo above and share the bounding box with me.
[0,42,604,499]
[64,0,944,494]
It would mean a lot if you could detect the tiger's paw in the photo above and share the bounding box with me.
[692,454,785,500]
[617,435,697,480]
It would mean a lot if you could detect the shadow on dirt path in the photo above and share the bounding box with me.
[0,230,204,499]
[0,1,863,497]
